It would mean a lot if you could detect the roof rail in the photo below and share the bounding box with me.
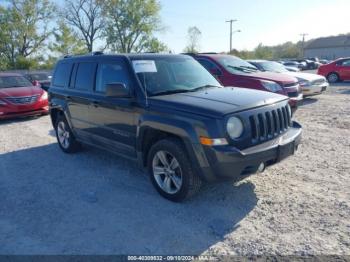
[198,52,218,54]
[91,51,104,56]
[181,52,197,56]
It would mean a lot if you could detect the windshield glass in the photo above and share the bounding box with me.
[216,55,258,74]
[133,56,221,96]
[258,61,289,73]
[0,76,33,88]
[27,73,49,81]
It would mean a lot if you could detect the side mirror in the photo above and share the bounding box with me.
[105,83,130,98]
[40,84,50,91]
[209,68,222,76]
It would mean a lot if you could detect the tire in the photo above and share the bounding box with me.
[55,114,81,153]
[327,72,339,83]
[147,138,202,202]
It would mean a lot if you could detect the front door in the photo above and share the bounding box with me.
[338,59,350,80]
[88,58,137,158]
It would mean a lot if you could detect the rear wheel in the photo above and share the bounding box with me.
[55,114,81,153]
[327,72,339,83]
[147,138,202,202]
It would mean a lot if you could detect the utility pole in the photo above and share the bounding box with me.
[226,19,237,53]
[300,33,308,58]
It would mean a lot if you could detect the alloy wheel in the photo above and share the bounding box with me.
[57,121,70,149]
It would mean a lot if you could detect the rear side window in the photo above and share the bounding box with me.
[95,61,130,93]
[53,63,72,87]
[75,62,97,91]
[341,59,350,67]
[197,59,218,71]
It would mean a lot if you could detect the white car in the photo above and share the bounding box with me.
[248,60,329,96]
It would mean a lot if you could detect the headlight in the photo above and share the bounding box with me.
[227,116,244,139]
[260,80,282,92]
[299,80,311,87]
[40,91,48,101]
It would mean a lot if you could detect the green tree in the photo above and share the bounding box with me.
[141,37,169,53]
[101,0,163,53]
[62,0,104,52]
[183,26,201,53]
[0,0,55,69]
[254,43,273,59]
[50,20,87,56]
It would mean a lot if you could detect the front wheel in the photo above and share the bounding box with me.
[327,72,339,83]
[147,138,202,202]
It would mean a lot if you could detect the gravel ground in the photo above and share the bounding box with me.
[0,82,349,256]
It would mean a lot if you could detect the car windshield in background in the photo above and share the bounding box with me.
[0,76,33,88]
[26,73,49,81]
[258,61,289,73]
[216,55,258,74]
[133,56,221,96]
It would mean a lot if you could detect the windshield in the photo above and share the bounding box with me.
[26,73,49,81]
[133,56,221,96]
[0,76,33,88]
[258,61,289,73]
[216,55,258,74]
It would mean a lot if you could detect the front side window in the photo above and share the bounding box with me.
[341,59,350,67]
[0,76,33,88]
[75,62,96,91]
[216,55,258,74]
[95,62,130,93]
[132,56,221,96]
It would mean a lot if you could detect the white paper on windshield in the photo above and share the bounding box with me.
[132,60,157,73]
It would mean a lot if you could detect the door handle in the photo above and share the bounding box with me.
[65,95,71,99]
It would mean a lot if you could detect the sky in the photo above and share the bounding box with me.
[156,0,350,53]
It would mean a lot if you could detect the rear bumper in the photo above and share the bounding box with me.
[303,82,329,96]
[199,121,302,182]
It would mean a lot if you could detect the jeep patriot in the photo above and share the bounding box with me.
[48,53,302,202]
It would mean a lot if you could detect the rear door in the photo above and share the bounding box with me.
[67,61,97,136]
[88,58,137,158]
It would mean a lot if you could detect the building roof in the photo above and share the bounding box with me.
[305,34,350,49]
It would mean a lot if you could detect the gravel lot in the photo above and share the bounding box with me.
[0,81,349,256]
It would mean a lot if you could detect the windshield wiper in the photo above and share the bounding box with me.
[190,84,222,92]
[227,65,257,72]
[151,89,191,96]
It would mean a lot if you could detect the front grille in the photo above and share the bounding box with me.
[249,104,291,143]
[6,95,39,105]
[287,91,299,98]
[311,78,326,85]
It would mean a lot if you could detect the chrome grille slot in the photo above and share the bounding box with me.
[6,95,39,105]
[249,104,291,144]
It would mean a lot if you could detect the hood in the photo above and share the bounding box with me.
[150,87,288,117]
[0,86,43,98]
[246,71,298,84]
[284,71,326,82]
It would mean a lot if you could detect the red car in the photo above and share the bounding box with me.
[192,54,303,109]
[317,57,350,83]
[0,73,49,119]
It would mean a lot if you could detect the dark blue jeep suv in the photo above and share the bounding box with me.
[47,53,302,202]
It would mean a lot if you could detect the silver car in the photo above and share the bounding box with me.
[248,60,329,96]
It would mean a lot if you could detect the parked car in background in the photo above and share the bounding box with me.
[192,54,303,110]
[317,57,350,83]
[319,59,330,65]
[284,65,300,72]
[24,71,52,87]
[0,73,49,119]
[282,61,307,70]
[292,59,320,70]
[248,60,329,96]
[48,53,302,201]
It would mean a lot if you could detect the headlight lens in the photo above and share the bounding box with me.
[227,116,244,139]
[40,91,48,101]
[261,80,282,92]
[299,80,311,87]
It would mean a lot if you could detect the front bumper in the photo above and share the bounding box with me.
[199,121,302,182]
[302,82,329,96]
[0,100,49,120]
[288,93,303,108]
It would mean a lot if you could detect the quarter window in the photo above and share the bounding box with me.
[53,63,73,87]
[75,62,96,91]
[341,60,350,66]
[95,62,130,93]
